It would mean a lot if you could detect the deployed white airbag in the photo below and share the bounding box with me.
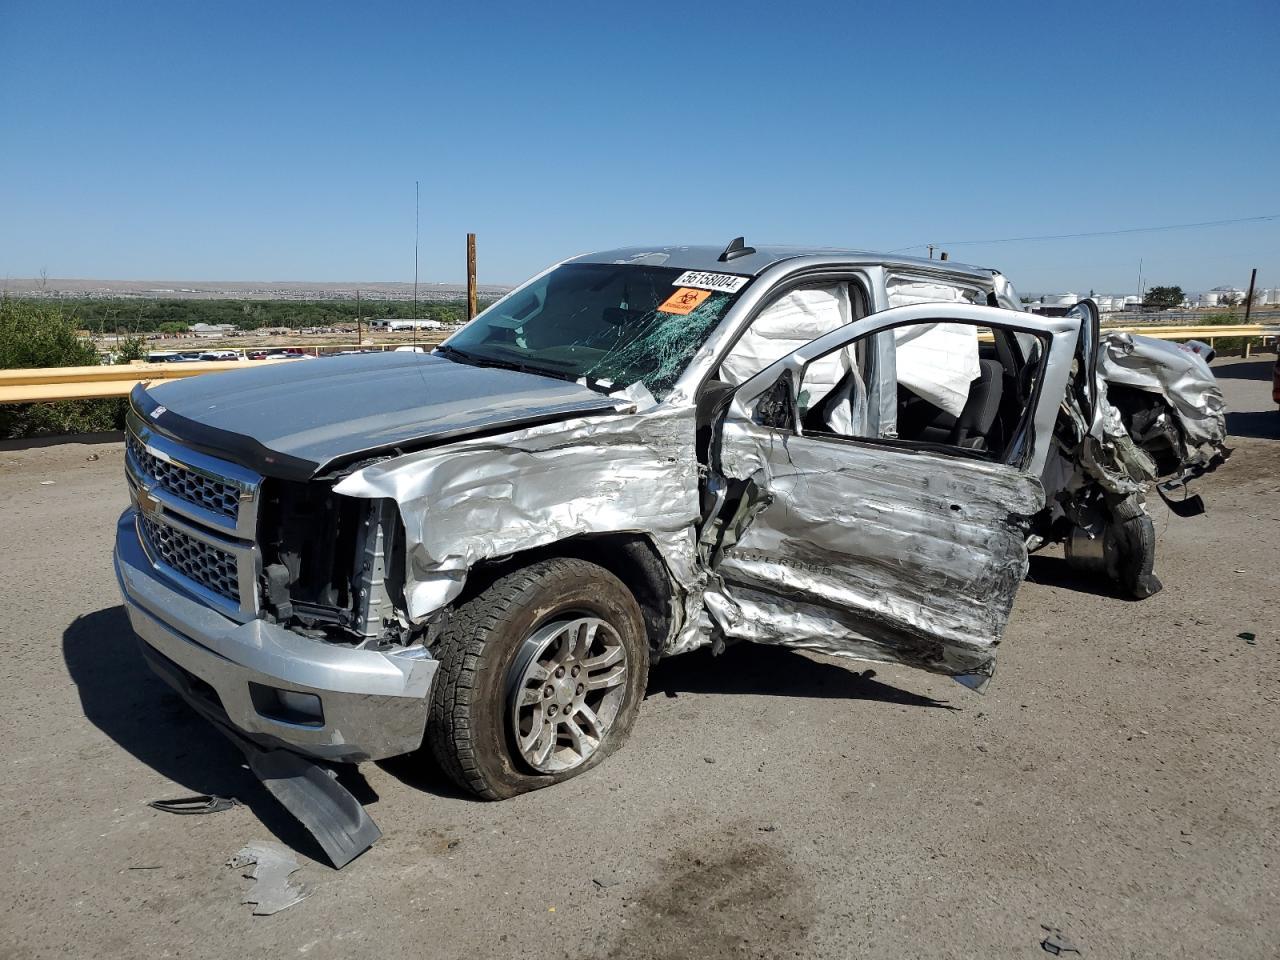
[885,279,980,308]
[720,285,853,385]
[894,323,981,418]
[721,284,866,434]
[884,277,982,418]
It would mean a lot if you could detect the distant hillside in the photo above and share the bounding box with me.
[1,277,511,301]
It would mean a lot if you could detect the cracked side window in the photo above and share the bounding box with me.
[444,263,747,398]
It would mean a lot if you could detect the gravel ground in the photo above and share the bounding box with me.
[1,356,1276,960]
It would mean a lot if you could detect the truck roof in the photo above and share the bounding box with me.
[567,244,999,283]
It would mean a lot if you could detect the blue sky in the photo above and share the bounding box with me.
[2,0,1277,293]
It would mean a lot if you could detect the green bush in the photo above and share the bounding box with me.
[1197,311,1248,355]
[0,297,99,368]
[113,335,148,363]
[0,297,127,439]
[8,295,494,334]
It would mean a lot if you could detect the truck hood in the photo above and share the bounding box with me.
[134,352,628,480]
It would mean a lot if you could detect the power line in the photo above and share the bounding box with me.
[889,213,1280,253]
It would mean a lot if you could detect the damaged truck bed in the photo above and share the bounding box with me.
[113,240,1229,865]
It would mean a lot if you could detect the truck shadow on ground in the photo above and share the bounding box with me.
[63,607,954,827]
[378,644,959,796]
[1025,554,1130,597]
[1226,411,1280,440]
[61,605,377,862]
[1213,358,1279,439]
[1210,358,1273,381]
[647,642,956,709]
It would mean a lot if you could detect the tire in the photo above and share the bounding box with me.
[1110,496,1162,599]
[426,557,649,800]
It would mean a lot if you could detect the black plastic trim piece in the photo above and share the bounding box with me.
[718,236,757,262]
[137,639,381,869]
[131,385,319,481]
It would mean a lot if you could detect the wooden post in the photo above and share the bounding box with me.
[467,233,478,320]
[1243,267,1257,325]
[1243,268,1258,358]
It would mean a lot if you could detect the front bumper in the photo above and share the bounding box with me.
[114,509,436,763]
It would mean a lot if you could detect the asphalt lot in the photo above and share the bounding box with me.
[1,355,1277,960]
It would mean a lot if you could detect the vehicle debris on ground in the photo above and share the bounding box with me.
[228,841,310,915]
[147,793,239,815]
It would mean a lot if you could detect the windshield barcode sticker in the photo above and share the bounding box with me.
[672,270,750,293]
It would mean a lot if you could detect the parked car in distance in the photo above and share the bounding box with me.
[248,349,310,360]
[1272,349,1280,407]
[198,350,241,362]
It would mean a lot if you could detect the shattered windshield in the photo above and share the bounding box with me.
[440,263,749,398]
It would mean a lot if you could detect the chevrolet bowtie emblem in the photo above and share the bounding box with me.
[138,487,162,518]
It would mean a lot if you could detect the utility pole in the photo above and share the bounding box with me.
[467,233,478,321]
[1243,267,1257,325]
[355,288,362,345]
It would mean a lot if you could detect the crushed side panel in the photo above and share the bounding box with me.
[1098,331,1229,462]
[703,421,1045,675]
[332,406,709,653]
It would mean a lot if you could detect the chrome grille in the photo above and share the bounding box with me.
[128,432,240,519]
[126,411,262,618]
[140,514,241,604]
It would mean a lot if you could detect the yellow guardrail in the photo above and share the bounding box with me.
[0,358,290,404]
[2,325,1277,405]
[1100,323,1280,339]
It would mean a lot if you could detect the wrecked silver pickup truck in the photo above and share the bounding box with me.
[114,241,1227,864]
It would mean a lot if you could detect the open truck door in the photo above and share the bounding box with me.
[700,301,1081,687]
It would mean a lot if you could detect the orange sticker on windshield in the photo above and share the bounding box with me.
[658,287,711,315]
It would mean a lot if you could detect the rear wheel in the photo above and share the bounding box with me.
[1063,494,1162,599]
[426,558,649,799]
[1109,496,1161,599]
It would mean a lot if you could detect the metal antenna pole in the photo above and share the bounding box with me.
[413,180,420,349]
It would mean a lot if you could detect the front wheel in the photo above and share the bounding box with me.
[426,557,649,799]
